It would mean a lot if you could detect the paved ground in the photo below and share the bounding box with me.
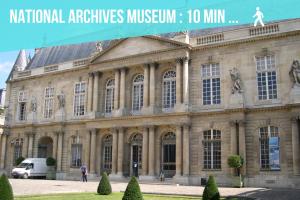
[10,179,300,200]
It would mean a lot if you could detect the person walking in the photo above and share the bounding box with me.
[80,164,88,182]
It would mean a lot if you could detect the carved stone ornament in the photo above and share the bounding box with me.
[289,60,300,86]
[57,91,65,108]
[229,67,243,94]
[96,42,103,52]
[30,97,37,112]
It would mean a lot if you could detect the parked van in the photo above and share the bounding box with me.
[11,158,47,179]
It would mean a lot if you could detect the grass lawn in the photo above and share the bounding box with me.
[15,192,201,200]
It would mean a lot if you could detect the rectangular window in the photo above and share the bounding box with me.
[203,130,221,170]
[74,82,86,116]
[18,91,27,121]
[256,55,277,100]
[71,144,82,167]
[260,126,280,170]
[44,87,54,118]
[202,64,221,105]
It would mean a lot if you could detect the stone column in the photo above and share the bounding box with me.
[22,134,29,158]
[57,132,64,172]
[175,125,182,176]
[119,68,126,111]
[143,64,150,108]
[114,69,120,110]
[183,125,190,176]
[52,133,58,160]
[149,63,156,111]
[112,128,118,174]
[230,121,238,155]
[27,133,34,158]
[93,72,100,112]
[183,56,189,106]
[142,127,149,175]
[0,134,7,169]
[148,126,155,176]
[89,129,97,174]
[292,117,300,175]
[175,59,182,105]
[87,72,94,112]
[117,128,124,175]
[239,121,246,175]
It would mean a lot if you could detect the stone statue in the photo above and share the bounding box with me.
[229,67,242,94]
[57,91,65,109]
[96,42,103,52]
[289,60,300,86]
[31,97,37,112]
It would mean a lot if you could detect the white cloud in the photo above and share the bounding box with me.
[0,61,14,73]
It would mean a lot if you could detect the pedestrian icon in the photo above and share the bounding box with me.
[253,7,264,27]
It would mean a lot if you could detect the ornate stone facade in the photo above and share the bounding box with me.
[1,19,300,188]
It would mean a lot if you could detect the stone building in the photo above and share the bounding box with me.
[1,19,300,188]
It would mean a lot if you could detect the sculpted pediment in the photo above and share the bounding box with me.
[91,36,187,63]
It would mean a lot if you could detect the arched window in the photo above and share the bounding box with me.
[131,134,143,171]
[103,135,113,172]
[105,79,115,114]
[203,129,221,169]
[132,74,144,113]
[259,126,280,170]
[162,71,176,110]
[162,132,176,177]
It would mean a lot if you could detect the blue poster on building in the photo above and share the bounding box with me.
[269,137,280,170]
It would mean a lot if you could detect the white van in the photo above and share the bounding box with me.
[11,158,48,179]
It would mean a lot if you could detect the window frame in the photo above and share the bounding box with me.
[201,63,221,106]
[43,87,54,119]
[13,138,23,165]
[132,74,144,114]
[104,79,115,115]
[162,70,176,111]
[255,55,278,101]
[103,135,113,172]
[259,125,280,171]
[203,129,222,170]
[73,82,86,117]
[18,91,27,121]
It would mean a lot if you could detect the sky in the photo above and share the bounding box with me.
[0,49,34,89]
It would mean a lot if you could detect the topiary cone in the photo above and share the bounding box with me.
[97,172,112,195]
[0,174,14,200]
[202,175,220,200]
[122,176,143,200]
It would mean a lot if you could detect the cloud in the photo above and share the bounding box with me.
[0,61,14,73]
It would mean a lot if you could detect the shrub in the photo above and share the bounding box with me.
[0,174,14,200]
[122,176,143,200]
[46,157,56,166]
[97,172,112,195]
[203,175,220,200]
[228,155,244,176]
[15,156,25,166]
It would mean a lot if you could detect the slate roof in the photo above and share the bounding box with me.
[25,19,297,70]
[26,40,113,69]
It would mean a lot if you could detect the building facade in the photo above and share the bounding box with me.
[1,19,300,188]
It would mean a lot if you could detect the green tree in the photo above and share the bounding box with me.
[203,175,220,200]
[15,156,25,166]
[97,172,112,195]
[228,155,243,176]
[122,176,143,200]
[0,174,14,200]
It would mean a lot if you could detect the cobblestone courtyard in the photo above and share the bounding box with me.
[10,179,300,200]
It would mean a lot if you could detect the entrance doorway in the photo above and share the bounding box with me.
[38,136,53,158]
[130,134,142,177]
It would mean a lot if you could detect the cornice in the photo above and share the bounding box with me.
[6,103,300,130]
